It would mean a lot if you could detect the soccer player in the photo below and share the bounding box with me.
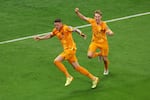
[75,8,114,75]
[34,19,99,89]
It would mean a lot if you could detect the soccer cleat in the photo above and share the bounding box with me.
[103,70,109,75]
[65,76,73,86]
[91,77,99,89]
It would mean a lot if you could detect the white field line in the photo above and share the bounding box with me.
[0,12,150,45]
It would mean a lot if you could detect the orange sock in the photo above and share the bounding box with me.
[54,61,70,77]
[75,66,95,80]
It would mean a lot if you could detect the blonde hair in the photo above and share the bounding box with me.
[94,10,102,16]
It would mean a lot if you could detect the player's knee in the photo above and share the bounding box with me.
[88,55,92,59]
[87,52,93,59]
[53,60,58,65]
[103,57,108,61]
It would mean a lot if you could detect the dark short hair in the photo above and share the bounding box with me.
[54,18,62,23]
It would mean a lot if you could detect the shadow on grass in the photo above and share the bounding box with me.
[56,73,115,100]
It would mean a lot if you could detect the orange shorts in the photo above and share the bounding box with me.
[88,42,109,56]
[60,48,77,62]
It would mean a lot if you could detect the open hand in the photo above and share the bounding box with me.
[81,33,87,40]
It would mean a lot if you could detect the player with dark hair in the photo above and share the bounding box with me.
[34,18,99,89]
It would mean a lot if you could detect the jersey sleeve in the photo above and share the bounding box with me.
[51,28,57,36]
[68,26,74,31]
[63,25,73,33]
[86,18,93,24]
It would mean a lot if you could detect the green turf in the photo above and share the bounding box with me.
[0,0,150,100]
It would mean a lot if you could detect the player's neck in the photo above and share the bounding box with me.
[96,20,101,25]
[57,24,63,31]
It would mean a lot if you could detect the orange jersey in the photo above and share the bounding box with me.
[51,25,76,50]
[87,18,108,44]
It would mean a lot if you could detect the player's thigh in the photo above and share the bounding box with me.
[88,42,97,53]
[68,55,78,64]
[54,55,64,62]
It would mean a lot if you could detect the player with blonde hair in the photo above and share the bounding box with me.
[34,19,99,88]
[75,8,114,75]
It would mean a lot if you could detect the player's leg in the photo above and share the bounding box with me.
[103,56,109,75]
[54,55,70,77]
[87,42,102,59]
[54,54,73,86]
[68,57,99,88]
[101,48,109,75]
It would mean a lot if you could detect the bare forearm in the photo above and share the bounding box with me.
[74,28,86,39]
[74,28,82,35]
[40,34,51,40]
[76,12,86,20]
[34,33,53,41]
[106,25,114,36]
[75,8,88,21]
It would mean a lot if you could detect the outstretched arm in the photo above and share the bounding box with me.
[75,8,88,21]
[106,25,114,36]
[34,32,54,41]
[73,28,86,39]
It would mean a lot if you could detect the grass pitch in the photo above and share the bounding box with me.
[0,0,150,100]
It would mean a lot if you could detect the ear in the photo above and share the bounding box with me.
[100,16,102,19]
